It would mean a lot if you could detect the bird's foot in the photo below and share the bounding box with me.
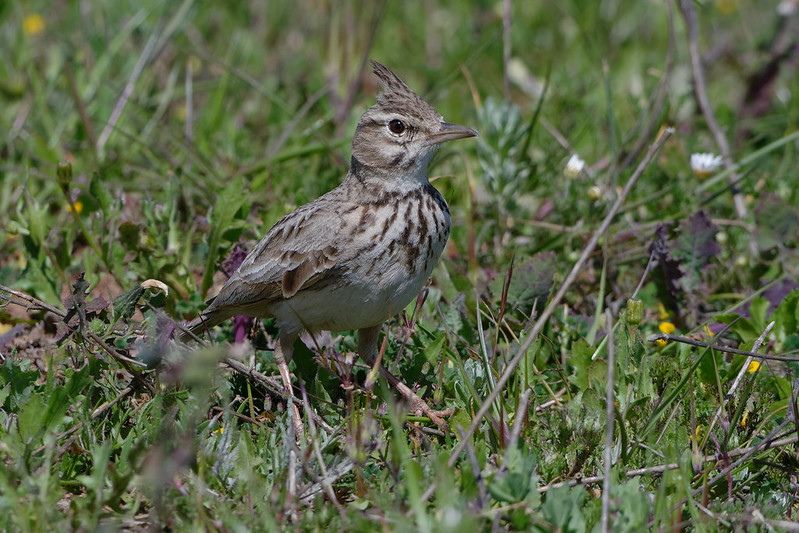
[393,380,451,431]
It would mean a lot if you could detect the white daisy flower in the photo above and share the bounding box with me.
[690,153,723,178]
[564,154,585,178]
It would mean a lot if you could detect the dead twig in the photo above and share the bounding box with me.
[647,330,796,362]
[0,284,146,372]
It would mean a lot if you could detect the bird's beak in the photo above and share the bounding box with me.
[427,122,478,145]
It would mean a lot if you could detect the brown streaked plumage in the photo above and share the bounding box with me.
[185,61,477,431]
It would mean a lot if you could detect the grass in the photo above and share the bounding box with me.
[2,0,799,530]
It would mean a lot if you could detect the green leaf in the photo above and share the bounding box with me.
[488,447,537,504]
[41,386,71,433]
[0,383,9,410]
[540,484,586,532]
[612,479,651,532]
[113,284,146,319]
[748,297,769,333]
[568,338,594,390]
[17,393,47,444]
[697,343,722,385]
[423,334,447,365]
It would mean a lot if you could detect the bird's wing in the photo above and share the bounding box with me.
[207,200,351,311]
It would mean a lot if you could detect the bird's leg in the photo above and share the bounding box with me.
[358,325,451,431]
[276,334,304,438]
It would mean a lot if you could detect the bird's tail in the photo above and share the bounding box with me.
[179,310,228,343]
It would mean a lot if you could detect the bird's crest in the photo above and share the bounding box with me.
[370,60,433,114]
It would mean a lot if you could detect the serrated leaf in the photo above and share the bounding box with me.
[113,284,146,319]
[651,223,683,319]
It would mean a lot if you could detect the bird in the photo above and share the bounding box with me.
[184,60,477,431]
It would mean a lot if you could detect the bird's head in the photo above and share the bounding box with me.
[350,61,477,184]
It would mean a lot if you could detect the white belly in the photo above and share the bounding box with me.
[269,268,429,332]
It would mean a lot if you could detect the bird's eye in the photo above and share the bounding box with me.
[388,119,406,135]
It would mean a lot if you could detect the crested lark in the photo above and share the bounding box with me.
[186,61,477,429]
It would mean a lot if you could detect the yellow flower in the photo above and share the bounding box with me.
[740,411,749,427]
[67,201,83,214]
[703,325,714,337]
[23,14,45,35]
[655,322,675,347]
[214,426,224,435]
[657,302,670,320]
[746,361,761,373]
[689,424,702,442]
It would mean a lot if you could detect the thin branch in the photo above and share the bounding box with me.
[91,386,134,419]
[647,330,796,362]
[507,389,531,452]
[0,284,145,371]
[0,284,66,318]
